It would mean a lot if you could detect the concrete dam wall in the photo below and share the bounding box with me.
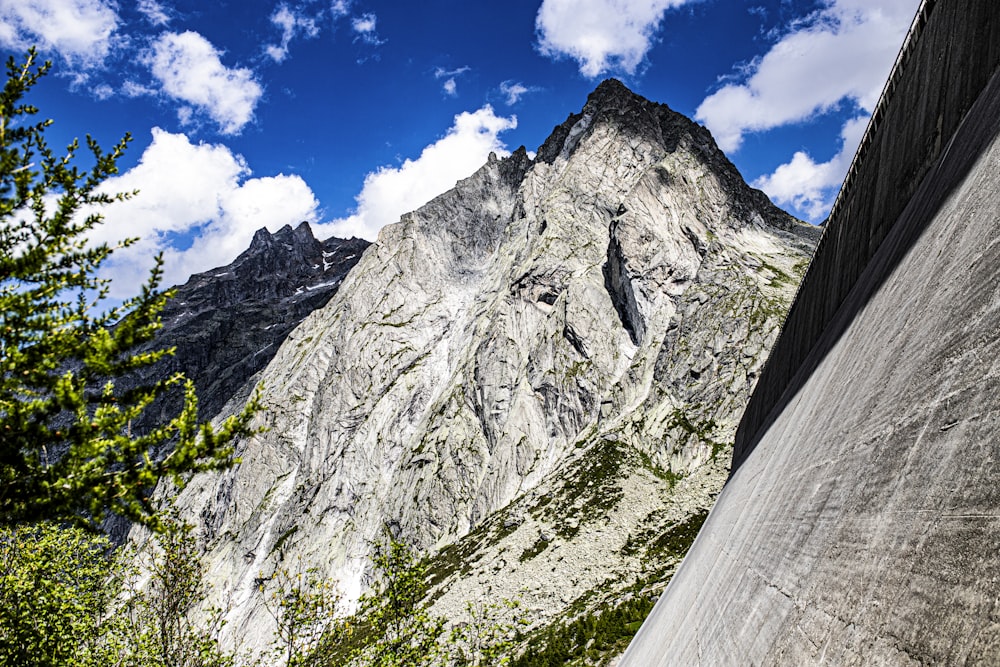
[735,0,1000,469]
[621,0,1000,664]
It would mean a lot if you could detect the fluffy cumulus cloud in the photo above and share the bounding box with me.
[266,3,320,63]
[535,0,693,77]
[137,0,170,26]
[696,0,920,153]
[0,0,119,67]
[94,129,319,296]
[147,31,263,135]
[318,106,517,241]
[331,0,351,19]
[754,115,869,221]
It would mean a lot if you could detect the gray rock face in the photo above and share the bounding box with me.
[162,80,817,657]
[107,224,367,540]
[128,222,368,430]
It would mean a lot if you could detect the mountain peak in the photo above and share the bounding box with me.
[588,77,633,103]
[534,78,815,239]
[292,220,318,244]
[271,224,296,242]
[248,226,275,252]
[247,221,320,255]
[157,73,817,658]
[535,78,696,167]
[536,79,701,168]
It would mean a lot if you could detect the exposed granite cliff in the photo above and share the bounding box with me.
[158,80,817,658]
[109,223,368,539]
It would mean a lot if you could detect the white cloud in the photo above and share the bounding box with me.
[435,66,469,78]
[0,0,118,67]
[122,80,155,97]
[351,12,383,44]
[696,0,919,152]
[754,115,868,221]
[317,106,517,241]
[93,83,114,100]
[535,0,693,77]
[266,3,320,63]
[331,0,351,19]
[435,66,469,96]
[500,80,535,105]
[93,128,319,296]
[351,13,375,33]
[147,31,263,135]
[137,0,170,26]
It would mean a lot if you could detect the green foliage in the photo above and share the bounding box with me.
[643,510,708,563]
[0,49,260,530]
[0,522,112,667]
[448,598,525,667]
[513,511,711,667]
[509,595,656,667]
[315,533,522,667]
[518,537,549,562]
[531,439,627,539]
[0,521,530,667]
[0,514,233,667]
[105,511,233,667]
[343,535,446,666]
[636,449,684,487]
[262,565,341,667]
[620,509,709,570]
[667,407,725,460]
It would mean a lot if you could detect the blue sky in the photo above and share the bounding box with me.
[1,0,920,294]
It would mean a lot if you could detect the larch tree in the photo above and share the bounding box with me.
[0,48,259,530]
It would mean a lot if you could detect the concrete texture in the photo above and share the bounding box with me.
[621,0,1000,662]
[736,0,1000,468]
[621,64,1000,665]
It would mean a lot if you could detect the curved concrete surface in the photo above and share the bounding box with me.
[621,23,1000,667]
[735,0,1000,469]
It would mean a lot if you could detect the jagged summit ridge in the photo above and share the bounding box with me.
[538,79,810,236]
[161,79,818,657]
[113,223,368,522]
[244,220,324,256]
[158,219,368,414]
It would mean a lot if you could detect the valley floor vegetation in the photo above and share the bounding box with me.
[1,515,666,667]
[0,517,527,667]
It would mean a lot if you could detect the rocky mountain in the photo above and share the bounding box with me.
[155,79,819,660]
[105,223,365,530]
[109,222,368,538]
[125,222,368,432]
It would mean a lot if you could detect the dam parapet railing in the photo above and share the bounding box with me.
[734,0,1000,467]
